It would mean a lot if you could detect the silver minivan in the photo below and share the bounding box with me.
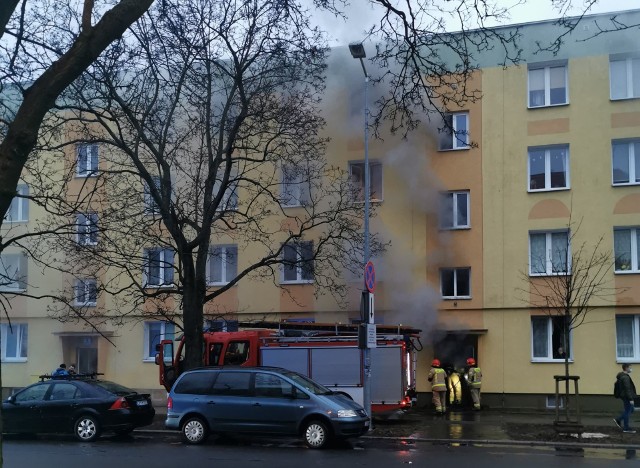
[165,367,370,448]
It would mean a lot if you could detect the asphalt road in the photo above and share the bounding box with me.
[3,433,637,467]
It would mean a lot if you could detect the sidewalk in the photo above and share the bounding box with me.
[141,406,640,449]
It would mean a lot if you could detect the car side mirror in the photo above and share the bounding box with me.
[6,395,15,404]
[154,353,160,366]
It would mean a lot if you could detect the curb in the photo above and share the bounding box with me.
[133,429,640,450]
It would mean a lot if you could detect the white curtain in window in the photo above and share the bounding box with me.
[530,234,546,274]
[612,142,630,184]
[614,229,632,270]
[549,66,566,104]
[632,58,640,98]
[532,317,549,358]
[610,60,628,99]
[529,68,545,106]
[616,316,635,358]
[551,232,569,273]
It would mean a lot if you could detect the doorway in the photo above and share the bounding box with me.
[77,347,98,374]
[434,333,479,409]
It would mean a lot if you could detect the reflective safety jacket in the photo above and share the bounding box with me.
[468,367,482,388]
[428,367,447,390]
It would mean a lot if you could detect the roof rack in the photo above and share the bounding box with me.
[38,372,104,382]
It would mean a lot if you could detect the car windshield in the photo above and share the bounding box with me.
[283,371,332,395]
[91,381,137,396]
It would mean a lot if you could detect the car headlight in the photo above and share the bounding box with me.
[337,409,358,418]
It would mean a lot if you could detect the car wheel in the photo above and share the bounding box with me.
[74,414,100,442]
[182,416,209,445]
[303,420,331,449]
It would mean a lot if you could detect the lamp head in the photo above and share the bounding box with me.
[349,42,366,59]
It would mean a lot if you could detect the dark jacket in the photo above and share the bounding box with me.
[616,371,637,401]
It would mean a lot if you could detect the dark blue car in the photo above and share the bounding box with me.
[3,375,155,441]
[165,366,370,448]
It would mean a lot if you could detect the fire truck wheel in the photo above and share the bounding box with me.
[181,416,209,444]
[303,420,330,449]
[74,414,100,442]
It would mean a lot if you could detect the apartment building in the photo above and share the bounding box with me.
[1,9,639,411]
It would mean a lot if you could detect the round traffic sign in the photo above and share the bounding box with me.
[364,261,375,293]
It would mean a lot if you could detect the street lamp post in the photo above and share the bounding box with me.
[349,42,372,422]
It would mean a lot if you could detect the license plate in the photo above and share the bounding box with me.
[136,400,149,407]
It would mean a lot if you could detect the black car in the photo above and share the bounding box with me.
[2,374,155,441]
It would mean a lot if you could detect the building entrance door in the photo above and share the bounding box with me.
[434,333,479,409]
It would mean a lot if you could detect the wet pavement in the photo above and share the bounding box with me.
[142,406,640,448]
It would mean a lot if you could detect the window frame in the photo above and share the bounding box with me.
[348,160,383,203]
[439,112,470,151]
[615,315,640,362]
[76,143,99,178]
[281,241,314,284]
[527,63,569,108]
[439,191,470,230]
[207,245,238,286]
[143,248,175,288]
[439,267,471,299]
[74,279,97,307]
[609,56,640,101]
[4,184,29,223]
[281,164,311,208]
[527,145,570,192]
[144,176,162,215]
[614,227,640,274]
[143,321,176,361]
[0,323,28,362]
[76,213,99,246]
[530,315,573,363]
[611,139,640,186]
[528,230,571,276]
[0,253,27,292]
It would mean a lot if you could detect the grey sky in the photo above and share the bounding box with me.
[312,0,639,46]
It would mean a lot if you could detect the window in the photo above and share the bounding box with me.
[439,112,469,150]
[207,245,237,285]
[440,191,470,229]
[281,164,311,207]
[143,248,174,287]
[528,63,568,107]
[282,241,314,283]
[76,143,99,177]
[15,383,48,402]
[616,315,640,361]
[173,372,216,395]
[211,372,252,396]
[349,161,383,202]
[74,279,97,306]
[529,230,570,276]
[255,373,294,398]
[1,323,28,361]
[144,321,176,361]
[528,146,569,191]
[610,56,640,100]
[0,253,27,291]
[224,341,249,365]
[4,184,28,223]
[531,316,572,361]
[214,171,238,212]
[144,176,161,214]
[440,268,470,299]
[612,139,640,185]
[614,228,640,273]
[49,383,81,400]
[76,213,98,245]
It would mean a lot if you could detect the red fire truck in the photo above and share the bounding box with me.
[156,321,422,414]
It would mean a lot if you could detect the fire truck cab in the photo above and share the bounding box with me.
[156,322,421,415]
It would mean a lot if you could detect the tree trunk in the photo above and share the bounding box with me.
[181,264,205,371]
[564,316,570,422]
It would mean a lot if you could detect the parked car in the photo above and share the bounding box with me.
[166,366,370,448]
[2,374,155,441]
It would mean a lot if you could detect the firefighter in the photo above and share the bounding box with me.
[428,359,447,414]
[467,357,482,410]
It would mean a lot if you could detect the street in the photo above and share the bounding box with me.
[3,432,637,467]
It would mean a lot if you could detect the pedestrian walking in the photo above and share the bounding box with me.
[428,359,447,414]
[614,363,637,433]
[466,357,482,410]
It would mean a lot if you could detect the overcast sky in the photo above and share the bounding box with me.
[313,0,639,46]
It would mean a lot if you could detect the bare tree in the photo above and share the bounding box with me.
[525,220,617,424]
[23,0,378,372]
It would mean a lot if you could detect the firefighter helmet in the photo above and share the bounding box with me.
[432,359,441,367]
[466,357,476,366]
